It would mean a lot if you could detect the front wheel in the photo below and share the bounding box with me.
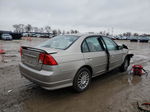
[119,58,129,72]
[73,68,91,92]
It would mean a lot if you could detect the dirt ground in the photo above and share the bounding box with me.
[0,38,150,112]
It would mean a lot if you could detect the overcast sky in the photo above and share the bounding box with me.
[0,0,150,34]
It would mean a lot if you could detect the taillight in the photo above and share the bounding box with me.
[38,53,58,65]
[20,47,22,56]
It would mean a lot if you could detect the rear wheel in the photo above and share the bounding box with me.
[119,58,129,72]
[73,68,91,92]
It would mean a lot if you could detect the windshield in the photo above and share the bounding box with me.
[39,35,79,50]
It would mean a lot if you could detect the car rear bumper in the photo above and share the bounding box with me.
[19,63,72,90]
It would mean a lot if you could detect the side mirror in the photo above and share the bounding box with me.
[117,44,128,50]
[122,44,128,49]
[117,45,123,50]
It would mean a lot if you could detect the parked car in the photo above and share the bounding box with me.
[11,33,22,39]
[111,36,116,40]
[19,34,133,92]
[114,36,120,40]
[138,36,149,42]
[22,33,29,37]
[121,36,127,40]
[1,33,12,40]
[129,36,138,42]
[126,36,131,40]
[31,33,37,37]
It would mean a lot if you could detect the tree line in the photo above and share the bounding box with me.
[12,24,79,35]
[12,24,149,36]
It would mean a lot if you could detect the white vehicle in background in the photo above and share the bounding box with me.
[1,33,13,40]
[121,36,127,40]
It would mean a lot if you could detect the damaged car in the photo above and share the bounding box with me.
[19,34,133,92]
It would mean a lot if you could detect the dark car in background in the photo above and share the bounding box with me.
[129,36,138,42]
[10,33,22,40]
[138,36,149,42]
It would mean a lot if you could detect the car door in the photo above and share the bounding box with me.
[81,36,107,77]
[102,36,124,70]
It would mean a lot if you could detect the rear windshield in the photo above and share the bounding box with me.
[39,35,79,50]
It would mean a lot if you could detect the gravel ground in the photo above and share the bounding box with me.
[0,38,150,112]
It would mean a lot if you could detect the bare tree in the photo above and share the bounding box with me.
[74,30,79,34]
[39,28,44,33]
[99,31,103,34]
[106,32,110,36]
[25,24,32,32]
[66,31,70,34]
[70,30,74,34]
[13,24,20,32]
[45,26,51,33]
[19,24,24,32]
[52,29,57,36]
[33,27,39,32]
[123,32,132,37]
[133,33,139,36]
[57,29,61,35]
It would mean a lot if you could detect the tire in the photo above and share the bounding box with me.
[119,57,129,72]
[73,67,91,92]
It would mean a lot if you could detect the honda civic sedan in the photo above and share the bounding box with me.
[19,34,133,92]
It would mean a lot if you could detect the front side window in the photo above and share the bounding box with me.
[102,37,117,50]
[39,35,79,50]
[82,37,103,52]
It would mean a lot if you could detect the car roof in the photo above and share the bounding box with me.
[63,33,106,38]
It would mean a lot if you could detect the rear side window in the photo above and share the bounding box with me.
[81,36,103,52]
[39,35,79,50]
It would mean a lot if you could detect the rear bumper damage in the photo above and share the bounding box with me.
[19,63,72,90]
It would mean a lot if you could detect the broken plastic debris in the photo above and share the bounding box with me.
[0,49,5,54]
[7,90,12,93]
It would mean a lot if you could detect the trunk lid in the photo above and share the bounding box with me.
[21,46,58,70]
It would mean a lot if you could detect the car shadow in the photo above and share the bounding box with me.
[19,68,144,112]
